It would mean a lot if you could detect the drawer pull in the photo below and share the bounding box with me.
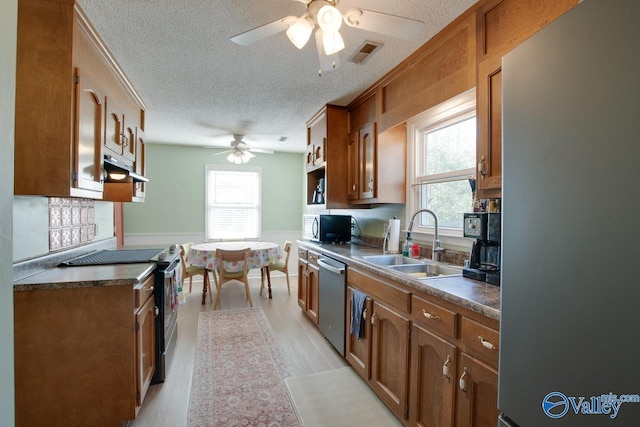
[362,308,367,320]
[422,309,440,320]
[442,355,452,379]
[459,367,468,392]
[370,312,377,326]
[478,335,498,350]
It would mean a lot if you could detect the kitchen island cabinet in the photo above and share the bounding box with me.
[14,0,146,200]
[13,263,155,427]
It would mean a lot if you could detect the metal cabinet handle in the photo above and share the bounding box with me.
[478,335,498,350]
[362,308,367,320]
[154,305,159,317]
[442,355,452,379]
[370,312,377,326]
[459,367,468,392]
[478,155,487,178]
[422,309,440,320]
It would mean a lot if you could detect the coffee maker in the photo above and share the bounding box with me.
[462,212,501,286]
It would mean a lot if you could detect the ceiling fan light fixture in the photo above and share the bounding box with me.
[286,17,313,49]
[316,4,342,33]
[322,29,345,55]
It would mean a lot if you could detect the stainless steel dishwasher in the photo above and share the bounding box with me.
[317,255,347,356]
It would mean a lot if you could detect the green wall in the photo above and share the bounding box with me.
[124,144,305,234]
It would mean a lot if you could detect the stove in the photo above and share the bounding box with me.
[60,248,165,266]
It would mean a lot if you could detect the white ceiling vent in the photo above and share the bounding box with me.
[348,41,383,65]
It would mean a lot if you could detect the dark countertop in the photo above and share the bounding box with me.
[13,263,156,291]
[298,240,500,321]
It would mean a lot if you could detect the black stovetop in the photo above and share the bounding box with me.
[61,248,164,266]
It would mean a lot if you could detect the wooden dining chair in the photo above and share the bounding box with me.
[260,241,292,296]
[180,242,213,302]
[214,248,252,310]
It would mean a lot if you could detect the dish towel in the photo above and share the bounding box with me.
[350,289,367,340]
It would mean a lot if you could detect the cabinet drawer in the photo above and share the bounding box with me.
[411,295,457,340]
[461,317,499,368]
[298,248,308,260]
[307,250,320,266]
[134,274,154,309]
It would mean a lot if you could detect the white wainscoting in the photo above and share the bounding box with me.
[124,231,302,278]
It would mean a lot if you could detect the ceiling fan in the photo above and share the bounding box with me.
[230,0,424,74]
[214,134,274,164]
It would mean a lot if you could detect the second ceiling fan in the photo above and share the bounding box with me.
[230,0,424,74]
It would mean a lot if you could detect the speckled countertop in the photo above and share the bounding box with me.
[298,240,500,321]
[13,263,156,291]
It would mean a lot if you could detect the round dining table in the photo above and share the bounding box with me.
[186,241,282,304]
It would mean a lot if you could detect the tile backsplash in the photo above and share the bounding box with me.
[48,198,97,251]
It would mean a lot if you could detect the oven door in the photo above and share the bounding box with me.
[152,258,180,384]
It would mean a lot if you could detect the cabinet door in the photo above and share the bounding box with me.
[136,295,156,407]
[476,55,502,196]
[347,130,359,200]
[370,301,410,420]
[105,96,124,157]
[123,124,136,163]
[297,260,308,311]
[345,287,372,380]
[74,68,105,193]
[359,122,376,200]
[307,109,326,169]
[455,353,499,427]
[134,127,146,198]
[409,324,457,427]
[306,262,320,325]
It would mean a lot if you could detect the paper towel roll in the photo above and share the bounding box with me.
[388,219,401,253]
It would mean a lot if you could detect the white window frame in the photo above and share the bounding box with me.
[205,164,262,241]
[406,88,476,250]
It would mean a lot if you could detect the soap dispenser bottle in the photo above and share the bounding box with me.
[402,233,412,257]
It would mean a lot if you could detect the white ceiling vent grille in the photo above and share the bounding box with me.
[348,41,383,65]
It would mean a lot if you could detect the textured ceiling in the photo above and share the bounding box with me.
[77,0,478,154]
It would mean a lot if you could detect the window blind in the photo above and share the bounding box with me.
[205,166,261,240]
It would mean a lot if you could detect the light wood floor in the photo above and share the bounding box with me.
[131,272,347,427]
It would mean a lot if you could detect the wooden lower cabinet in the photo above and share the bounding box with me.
[135,289,156,408]
[297,250,319,325]
[370,300,411,420]
[455,353,499,427]
[409,324,458,427]
[344,270,499,427]
[345,287,373,380]
[14,275,155,427]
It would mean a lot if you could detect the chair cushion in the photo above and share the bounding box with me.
[185,265,204,275]
[270,260,287,271]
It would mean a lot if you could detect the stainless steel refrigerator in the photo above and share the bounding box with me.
[499,0,640,426]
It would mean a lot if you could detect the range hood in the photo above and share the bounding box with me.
[103,155,148,183]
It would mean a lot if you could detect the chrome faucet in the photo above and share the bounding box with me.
[407,209,445,261]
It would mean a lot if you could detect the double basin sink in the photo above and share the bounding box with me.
[357,254,462,279]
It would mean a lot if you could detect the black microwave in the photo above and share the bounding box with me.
[303,214,352,243]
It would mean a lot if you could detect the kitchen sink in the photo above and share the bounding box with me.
[388,262,462,278]
[357,254,424,266]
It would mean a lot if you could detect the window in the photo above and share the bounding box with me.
[407,89,476,244]
[205,165,261,240]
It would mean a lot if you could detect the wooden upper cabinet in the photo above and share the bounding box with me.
[477,0,581,61]
[475,0,580,197]
[305,105,349,208]
[347,93,405,205]
[14,0,146,200]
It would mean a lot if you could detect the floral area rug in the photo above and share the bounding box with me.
[188,308,300,427]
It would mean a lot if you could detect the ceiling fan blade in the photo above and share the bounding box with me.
[213,149,233,155]
[231,16,298,46]
[343,8,424,41]
[248,148,274,154]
